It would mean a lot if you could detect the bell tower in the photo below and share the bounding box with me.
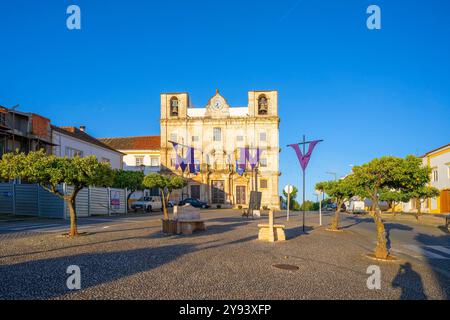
[160,92,189,120]
[248,90,278,117]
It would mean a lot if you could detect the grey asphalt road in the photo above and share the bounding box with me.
[0,209,449,300]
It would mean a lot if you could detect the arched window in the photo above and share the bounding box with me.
[258,95,268,115]
[170,97,179,116]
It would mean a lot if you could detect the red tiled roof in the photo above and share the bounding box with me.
[98,135,161,151]
[52,126,124,155]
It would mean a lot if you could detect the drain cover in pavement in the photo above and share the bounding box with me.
[272,264,299,271]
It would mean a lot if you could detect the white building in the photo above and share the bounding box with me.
[402,143,450,214]
[51,125,124,169]
[99,135,161,200]
[98,135,161,175]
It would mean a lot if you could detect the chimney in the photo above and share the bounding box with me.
[79,125,86,132]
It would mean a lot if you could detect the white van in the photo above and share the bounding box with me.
[130,196,163,213]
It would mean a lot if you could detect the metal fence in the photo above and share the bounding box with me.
[0,183,128,219]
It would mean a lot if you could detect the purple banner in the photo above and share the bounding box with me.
[288,140,320,171]
[235,147,262,174]
[237,147,247,173]
[246,147,261,170]
[171,141,196,173]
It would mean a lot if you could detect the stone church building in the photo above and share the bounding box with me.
[160,90,280,209]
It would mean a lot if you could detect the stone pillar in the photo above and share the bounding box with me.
[268,208,275,242]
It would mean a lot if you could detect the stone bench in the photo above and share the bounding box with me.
[173,204,206,235]
[258,224,286,242]
[176,220,206,235]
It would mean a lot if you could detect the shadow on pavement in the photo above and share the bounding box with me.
[385,223,414,250]
[285,225,314,239]
[414,231,450,299]
[392,262,427,300]
[0,243,196,299]
[0,233,257,299]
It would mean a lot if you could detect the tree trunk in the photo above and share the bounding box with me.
[161,189,169,220]
[415,199,422,221]
[330,201,342,230]
[126,190,134,210]
[67,187,81,237]
[372,200,389,259]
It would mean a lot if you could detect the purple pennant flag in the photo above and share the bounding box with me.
[237,147,247,173]
[171,141,196,173]
[246,147,261,170]
[288,140,320,171]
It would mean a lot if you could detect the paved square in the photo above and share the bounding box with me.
[0,210,449,299]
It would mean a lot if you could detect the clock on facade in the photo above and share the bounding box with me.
[212,100,222,110]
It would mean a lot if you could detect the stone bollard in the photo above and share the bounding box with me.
[268,208,275,242]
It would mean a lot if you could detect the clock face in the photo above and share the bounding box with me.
[212,100,222,110]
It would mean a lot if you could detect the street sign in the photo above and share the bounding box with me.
[284,185,294,194]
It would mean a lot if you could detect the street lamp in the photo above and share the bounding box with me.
[326,171,337,181]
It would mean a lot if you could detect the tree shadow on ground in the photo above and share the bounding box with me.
[285,226,314,239]
[0,232,257,300]
[384,223,414,250]
[392,262,428,300]
[414,231,450,299]
[144,220,253,240]
[339,215,374,229]
[0,243,196,299]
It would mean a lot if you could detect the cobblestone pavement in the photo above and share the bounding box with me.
[0,210,449,300]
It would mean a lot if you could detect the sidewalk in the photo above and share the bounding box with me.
[379,212,449,228]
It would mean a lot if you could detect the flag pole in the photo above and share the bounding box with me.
[302,134,306,232]
[287,136,323,233]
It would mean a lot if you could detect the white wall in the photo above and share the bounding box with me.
[425,149,450,191]
[121,150,160,175]
[52,131,123,169]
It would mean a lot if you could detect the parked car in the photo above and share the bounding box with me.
[131,196,163,212]
[167,200,175,208]
[178,198,210,209]
[323,203,337,211]
[323,203,346,212]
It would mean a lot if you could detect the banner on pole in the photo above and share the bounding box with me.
[170,141,196,174]
[235,147,262,175]
[288,140,320,171]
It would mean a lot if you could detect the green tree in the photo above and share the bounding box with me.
[409,186,440,219]
[0,150,113,237]
[398,155,438,219]
[112,170,144,209]
[379,188,411,213]
[316,176,356,230]
[352,156,404,259]
[142,173,187,220]
[299,200,320,211]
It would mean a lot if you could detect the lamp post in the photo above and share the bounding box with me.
[326,171,337,181]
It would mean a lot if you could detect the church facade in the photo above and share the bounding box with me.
[160,90,280,209]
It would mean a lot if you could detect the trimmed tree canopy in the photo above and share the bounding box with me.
[0,150,114,236]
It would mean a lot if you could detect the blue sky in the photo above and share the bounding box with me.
[1,0,449,200]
